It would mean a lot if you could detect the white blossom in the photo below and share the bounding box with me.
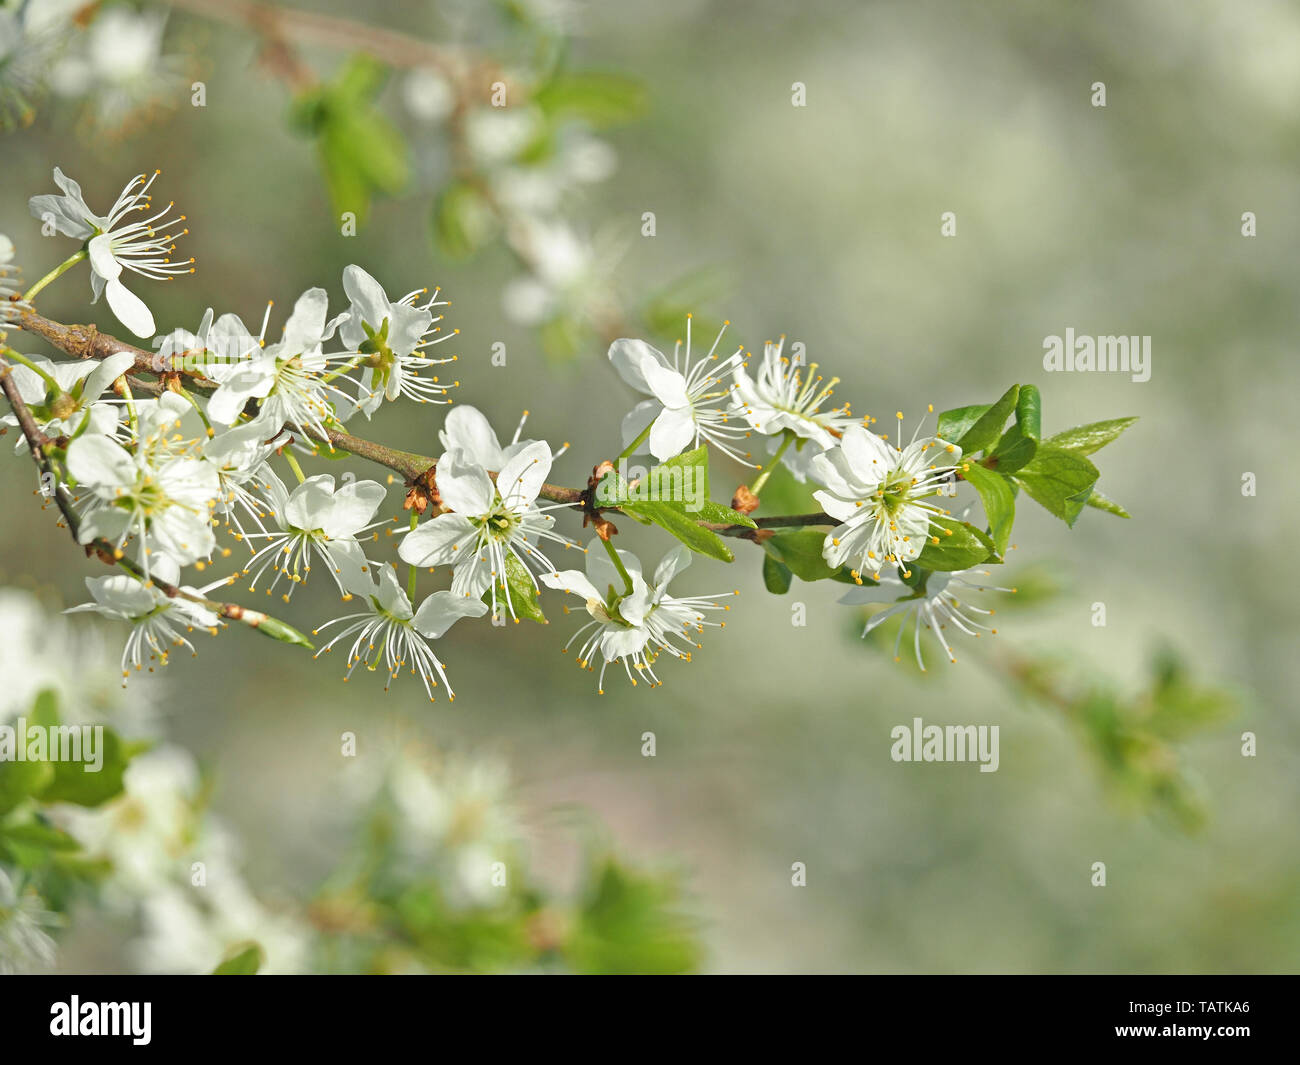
[240,473,386,600]
[314,563,486,701]
[812,418,962,582]
[610,317,751,463]
[66,417,219,572]
[0,868,57,974]
[840,568,1017,669]
[337,265,457,414]
[398,442,575,618]
[543,541,736,692]
[28,168,193,338]
[66,555,223,677]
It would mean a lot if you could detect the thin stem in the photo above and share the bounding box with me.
[617,421,653,462]
[601,535,635,596]
[119,377,138,437]
[23,248,88,302]
[1,347,61,393]
[283,448,307,484]
[750,429,795,494]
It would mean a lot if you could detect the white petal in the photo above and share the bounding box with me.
[652,544,692,590]
[374,563,413,620]
[281,287,329,352]
[284,475,337,530]
[619,399,659,454]
[398,514,476,567]
[81,351,137,403]
[438,405,504,469]
[321,479,386,539]
[435,451,495,516]
[412,589,488,639]
[607,338,663,393]
[87,233,123,281]
[647,406,695,461]
[540,568,603,602]
[66,433,135,488]
[104,277,155,339]
[840,424,895,481]
[495,440,552,508]
[641,359,689,408]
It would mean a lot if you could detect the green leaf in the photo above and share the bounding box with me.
[484,554,547,623]
[936,404,989,445]
[213,943,263,975]
[0,757,54,816]
[629,500,733,562]
[1044,416,1138,457]
[960,462,1015,555]
[293,55,409,223]
[953,385,1019,455]
[989,423,1038,474]
[40,726,131,807]
[914,516,996,571]
[761,553,793,595]
[695,500,756,528]
[566,857,700,975]
[433,180,499,260]
[247,614,315,650]
[1085,489,1131,518]
[534,72,646,127]
[1014,384,1042,440]
[0,818,82,868]
[599,448,754,560]
[1011,445,1100,527]
[763,529,838,583]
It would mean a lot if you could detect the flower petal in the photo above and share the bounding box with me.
[495,439,551,508]
[439,405,504,469]
[398,514,476,567]
[104,277,155,338]
[412,589,488,639]
[647,406,695,461]
[66,433,135,488]
[435,450,495,516]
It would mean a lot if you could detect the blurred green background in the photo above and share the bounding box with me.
[2,0,1297,972]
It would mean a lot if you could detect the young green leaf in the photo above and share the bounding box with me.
[936,403,990,445]
[762,553,793,595]
[914,516,996,571]
[953,384,1020,455]
[40,727,132,807]
[960,462,1015,555]
[484,554,547,623]
[1014,384,1042,440]
[1011,445,1100,527]
[764,529,837,582]
[1044,416,1137,456]
[628,500,734,562]
[247,613,315,650]
[1085,489,1131,518]
[989,423,1038,474]
[213,943,264,975]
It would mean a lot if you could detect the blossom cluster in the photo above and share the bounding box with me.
[1,164,1076,705]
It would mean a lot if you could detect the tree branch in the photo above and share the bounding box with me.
[0,356,309,644]
[11,312,823,539]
